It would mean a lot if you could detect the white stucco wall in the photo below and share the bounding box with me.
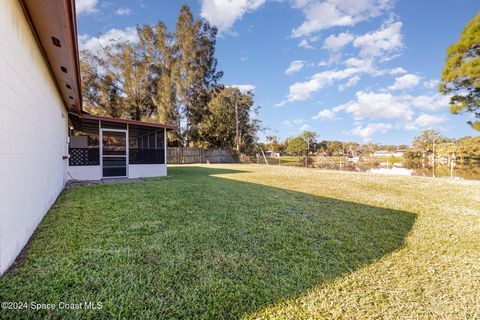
[0,1,68,274]
[68,166,102,181]
[128,164,167,178]
[68,165,166,180]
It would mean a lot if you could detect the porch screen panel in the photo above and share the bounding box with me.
[156,130,165,150]
[69,119,100,166]
[129,128,165,165]
[142,135,148,149]
[147,133,154,149]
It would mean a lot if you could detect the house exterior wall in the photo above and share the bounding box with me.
[128,164,167,179]
[68,164,167,180]
[0,1,68,274]
[68,166,102,180]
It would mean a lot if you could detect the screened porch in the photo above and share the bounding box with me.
[68,113,175,180]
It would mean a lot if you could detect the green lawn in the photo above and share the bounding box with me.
[1,165,479,319]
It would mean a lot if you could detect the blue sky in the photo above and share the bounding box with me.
[76,0,479,145]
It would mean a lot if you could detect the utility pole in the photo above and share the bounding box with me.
[450,156,454,179]
[306,139,310,167]
[235,93,240,153]
[432,140,436,178]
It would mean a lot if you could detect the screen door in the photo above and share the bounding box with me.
[101,130,127,177]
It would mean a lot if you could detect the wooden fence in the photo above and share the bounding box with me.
[167,148,237,164]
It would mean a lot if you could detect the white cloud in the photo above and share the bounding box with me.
[282,119,306,127]
[298,39,314,49]
[293,119,306,125]
[343,58,383,76]
[292,0,312,8]
[291,119,306,126]
[319,91,451,126]
[307,86,451,141]
[285,60,306,75]
[200,0,265,35]
[276,70,350,105]
[292,0,395,38]
[339,75,360,91]
[300,123,311,131]
[343,91,414,122]
[277,60,378,105]
[343,57,367,68]
[116,7,132,16]
[423,79,440,89]
[229,84,256,93]
[405,93,451,112]
[351,123,392,142]
[292,2,354,38]
[76,0,98,15]
[313,109,337,120]
[390,67,407,75]
[318,52,343,66]
[299,35,322,49]
[405,114,447,130]
[388,74,421,90]
[79,27,139,53]
[312,104,345,120]
[323,32,354,51]
[353,21,403,59]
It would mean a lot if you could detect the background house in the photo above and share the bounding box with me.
[370,150,406,158]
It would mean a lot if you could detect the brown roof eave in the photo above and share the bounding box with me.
[18,0,82,114]
[69,113,177,130]
[66,0,82,114]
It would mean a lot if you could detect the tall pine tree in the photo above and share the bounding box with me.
[79,5,259,150]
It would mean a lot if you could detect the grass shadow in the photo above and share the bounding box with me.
[0,166,416,319]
